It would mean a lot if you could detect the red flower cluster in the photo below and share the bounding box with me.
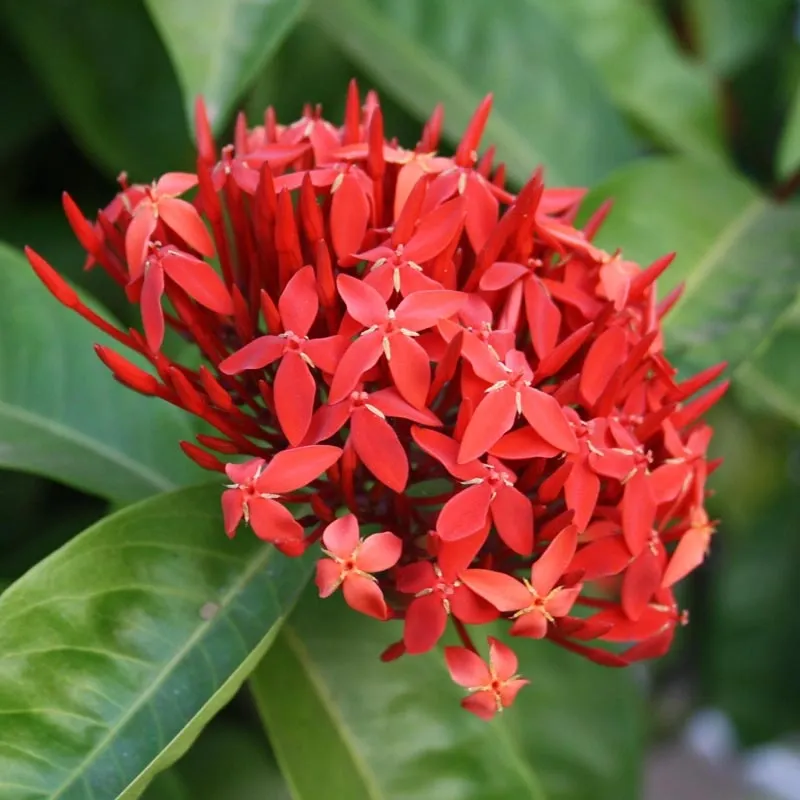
[27,83,727,720]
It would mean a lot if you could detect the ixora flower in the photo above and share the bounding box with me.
[27,82,728,719]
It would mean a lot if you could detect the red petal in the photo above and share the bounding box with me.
[437,526,489,576]
[351,407,409,492]
[457,94,493,163]
[384,335,428,408]
[125,208,157,279]
[524,277,561,359]
[491,486,534,555]
[161,251,233,314]
[396,561,436,594]
[258,445,342,493]
[460,569,530,611]
[531,524,578,595]
[564,460,600,531]
[225,458,264,485]
[458,386,517,463]
[569,537,631,580]
[411,427,481,480]
[322,514,360,558]
[248,497,303,542]
[405,196,465,262]
[219,336,284,373]
[510,612,549,639]
[275,352,315,445]
[342,574,389,619]
[520,387,578,453]
[315,559,344,597]
[464,175,497,252]
[622,548,662,621]
[437,483,492,540]
[488,636,518,681]
[303,401,350,445]
[140,263,165,351]
[490,428,562,460]
[462,692,498,720]
[450,585,500,624]
[622,471,656,556]
[156,172,199,196]
[328,333,384,403]
[444,646,491,687]
[336,274,386,327]
[404,593,448,654]
[369,387,441,425]
[357,531,402,572]
[158,197,215,257]
[479,261,528,291]
[331,173,371,263]
[395,290,466,331]
[661,528,709,588]
[580,327,628,407]
[649,462,691,505]
[279,265,319,336]
[221,488,244,536]
[304,335,350,375]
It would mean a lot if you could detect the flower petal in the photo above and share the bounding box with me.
[520,387,578,453]
[531,524,578,596]
[219,336,284,373]
[158,197,215,257]
[140,263,166,352]
[304,335,350,374]
[279,265,319,336]
[661,527,709,588]
[622,470,656,556]
[488,636,518,681]
[248,497,303,543]
[221,488,244,536]
[445,646,491,687]
[328,333,384,404]
[321,514,360,558]
[351,407,409,491]
[404,593,448,654]
[621,548,663,621]
[315,559,344,598]
[491,485,534,555]
[396,290,466,331]
[450,585,499,624]
[331,173,370,263]
[461,691,498,721]
[161,251,233,314]
[342,573,388,620]
[258,445,342,494]
[510,611,549,639]
[460,569,530,611]
[387,333,431,409]
[274,352,316,445]
[125,208,157,279]
[356,531,403,573]
[580,326,628,407]
[437,482,492,541]
[336,273,386,327]
[405,195,465,262]
[458,385,517,463]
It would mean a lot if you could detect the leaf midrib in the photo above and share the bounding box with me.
[0,398,176,497]
[49,543,275,798]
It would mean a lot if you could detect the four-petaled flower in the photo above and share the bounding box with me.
[315,514,402,619]
[445,637,529,720]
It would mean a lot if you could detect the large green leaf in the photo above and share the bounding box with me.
[0,243,203,502]
[777,80,800,179]
[1,0,190,178]
[579,157,800,375]
[252,592,643,799]
[145,0,306,132]
[527,0,724,163]
[686,0,793,76]
[310,0,639,186]
[0,484,313,800]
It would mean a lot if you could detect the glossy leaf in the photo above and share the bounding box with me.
[310,0,639,186]
[145,0,306,131]
[528,0,724,163]
[777,79,800,179]
[0,484,313,800]
[686,0,794,76]
[1,0,190,177]
[252,591,643,799]
[580,157,800,374]
[0,242,204,502]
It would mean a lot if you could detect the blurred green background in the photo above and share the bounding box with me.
[1,1,800,798]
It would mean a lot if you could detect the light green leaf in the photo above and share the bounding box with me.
[527,0,724,162]
[252,592,643,799]
[777,80,800,179]
[1,0,190,178]
[0,242,204,503]
[310,0,639,186]
[580,157,800,375]
[0,484,314,800]
[145,0,307,132]
[687,0,793,76]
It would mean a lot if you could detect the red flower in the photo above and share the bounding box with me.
[28,82,727,721]
[315,514,401,619]
[445,637,529,720]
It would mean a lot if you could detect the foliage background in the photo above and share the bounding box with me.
[0,0,799,798]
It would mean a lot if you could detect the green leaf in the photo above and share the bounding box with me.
[777,80,800,179]
[580,157,800,375]
[310,0,639,186]
[0,242,204,503]
[1,0,190,178]
[686,0,794,76]
[145,0,307,132]
[252,592,644,799]
[526,0,724,162]
[0,484,313,800]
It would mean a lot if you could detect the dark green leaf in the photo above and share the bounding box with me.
[1,0,191,178]
[527,0,724,162]
[686,0,794,76]
[252,591,643,799]
[777,80,800,179]
[145,0,307,132]
[0,484,313,800]
[580,157,800,374]
[310,0,639,186]
[0,242,204,502]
